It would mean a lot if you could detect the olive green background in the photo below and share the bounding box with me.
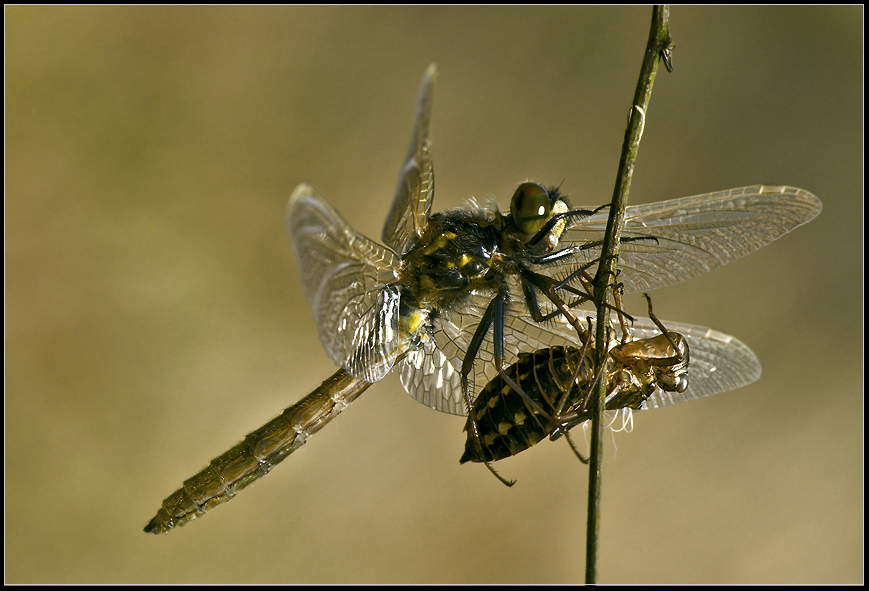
[6,6,862,584]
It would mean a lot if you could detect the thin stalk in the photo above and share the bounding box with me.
[585,6,674,584]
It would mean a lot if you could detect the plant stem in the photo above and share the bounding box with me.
[585,6,674,584]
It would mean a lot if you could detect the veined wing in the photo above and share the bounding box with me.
[556,185,822,294]
[398,331,464,415]
[381,64,437,255]
[287,184,403,382]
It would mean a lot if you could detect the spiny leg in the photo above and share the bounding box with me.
[545,264,630,425]
[563,432,589,464]
[552,319,596,423]
[552,324,597,464]
[521,264,633,328]
[459,298,516,486]
[462,284,584,481]
[612,280,633,342]
[520,269,591,344]
[517,269,620,462]
[524,204,611,250]
[552,322,622,464]
[473,293,558,423]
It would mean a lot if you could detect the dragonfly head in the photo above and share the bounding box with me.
[509,182,569,249]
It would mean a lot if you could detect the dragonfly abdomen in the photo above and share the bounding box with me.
[145,369,371,534]
[460,346,595,464]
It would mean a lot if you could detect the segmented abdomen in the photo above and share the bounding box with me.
[144,368,371,534]
[460,346,596,464]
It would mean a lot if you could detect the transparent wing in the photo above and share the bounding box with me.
[287,184,403,382]
[398,333,464,415]
[381,64,437,255]
[556,185,822,294]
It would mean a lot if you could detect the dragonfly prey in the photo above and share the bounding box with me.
[144,64,821,533]
[460,294,761,464]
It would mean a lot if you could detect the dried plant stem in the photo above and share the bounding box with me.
[585,6,674,584]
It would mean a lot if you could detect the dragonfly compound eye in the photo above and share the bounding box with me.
[510,182,553,235]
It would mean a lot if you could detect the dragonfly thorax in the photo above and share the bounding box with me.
[398,213,512,308]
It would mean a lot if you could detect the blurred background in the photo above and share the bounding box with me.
[6,6,861,584]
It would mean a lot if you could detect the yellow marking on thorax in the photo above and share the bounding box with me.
[420,231,457,255]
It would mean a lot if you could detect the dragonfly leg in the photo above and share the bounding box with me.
[564,266,636,325]
[522,263,634,337]
[563,431,589,464]
[490,293,559,421]
[612,282,633,342]
[463,290,557,423]
[459,296,517,486]
[459,374,516,486]
[552,320,598,421]
[551,327,599,464]
[525,205,607,249]
[520,269,592,343]
[548,318,647,465]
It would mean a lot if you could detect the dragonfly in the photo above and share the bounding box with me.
[144,64,822,534]
[460,294,761,464]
